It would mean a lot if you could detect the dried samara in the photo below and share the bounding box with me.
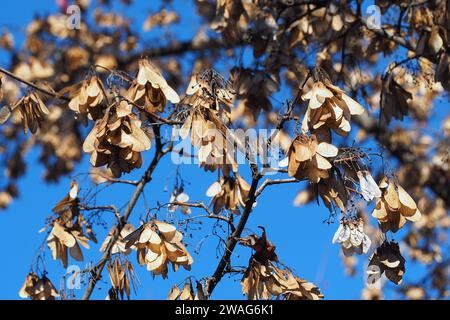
[14,91,49,134]
[372,176,421,233]
[240,228,323,300]
[186,68,235,111]
[178,107,232,169]
[126,59,180,113]
[168,280,207,300]
[46,181,96,267]
[82,100,151,177]
[19,272,59,300]
[286,134,338,183]
[318,174,348,213]
[206,174,250,214]
[367,240,406,285]
[301,80,365,136]
[123,220,193,279]
[332,218,371,256]
[106,257,139,300]
[101,223,135,255]
[68,76,107,120]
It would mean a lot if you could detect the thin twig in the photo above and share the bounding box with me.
[0,67,70,101]
[205,175,261,296]
[255,178,300,198]
[79,205,121,221]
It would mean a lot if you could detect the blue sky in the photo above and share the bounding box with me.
[0,0,442,300]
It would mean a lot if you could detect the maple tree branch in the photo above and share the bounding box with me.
[0,67,70,101]
[81,126,170,300]
[79,205,121,221]
[172,201,235,232]
[255,178,300,198]
[360,21,414,52]
[119,37,246,66]
[205,175,261,297]
[85,173,140,186]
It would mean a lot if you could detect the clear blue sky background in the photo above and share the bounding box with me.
[0,0,444,300]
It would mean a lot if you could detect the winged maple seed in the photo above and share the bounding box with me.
[106,257,139,300]
[229,67,280,126]
[0,76,18,125]
[301,79,365,136]
[367,240,406,285]
[168,280,207,300]
[240,228,323,300]
[168,188,191,215]
[13,91,49,134]
[186,68,235,112]
[125,58,180,113]
[174,68,241,171]
[316,173,349,213]
[89,167,116,184]
[68,76,107,120]
[357,170,382,202]
[180,109,221,156]
[332,218,372,256]
[371,176,422,233]
[380,73,413,126]
[46,181,97,268]
[206,174,250,214]
[19,272,59,300]
[82,100,151,177]
[122,220,193,279]
[285,133,338,183]
[178,106,237,171]
[101,223,135,255]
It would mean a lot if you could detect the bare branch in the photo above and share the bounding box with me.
[205,176,261,296]
[255,178,300,198]
[79,204,121,221]
[0,67,70,101]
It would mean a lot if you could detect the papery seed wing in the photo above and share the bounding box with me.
[206,181,221,197]
[332,223,344,244]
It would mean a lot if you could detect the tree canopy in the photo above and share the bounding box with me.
[0,0,449,300]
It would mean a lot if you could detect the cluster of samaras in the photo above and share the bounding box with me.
[43,182,193,285]
[280,78,423,286]
[0,91,50,134]
[106,257,138,300]
[82,100,151,177]
[240,229,323,300]
[368,240,406,285]
[284,79,422,229]
[372,176,422,233]
[6,60,427,298]
[70,60,179,177]
[284,78,364,183]
[168,280,207,300]
[206,175,250,214]
[46,181,97,268]
[19,272,59,300]
[122,219,194,279]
